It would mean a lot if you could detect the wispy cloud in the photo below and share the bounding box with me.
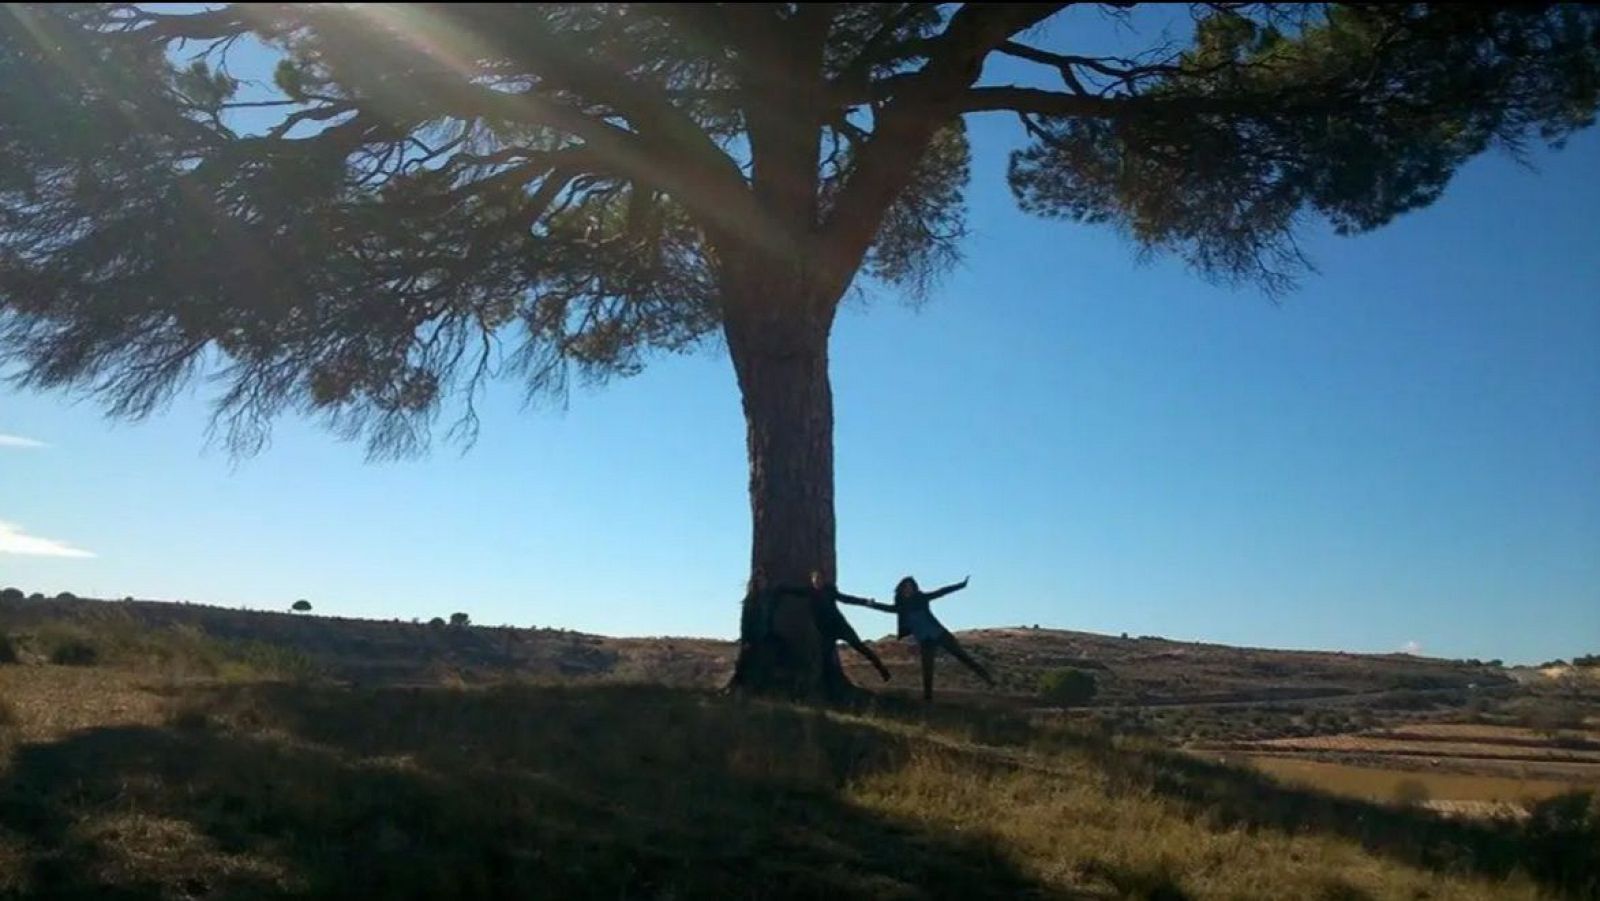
[0,520,95,558]
[1399,640,1422,656]
[0,433,47,449]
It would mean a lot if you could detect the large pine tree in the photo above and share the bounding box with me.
[3,4,1596,696]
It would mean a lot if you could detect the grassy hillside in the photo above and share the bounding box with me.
[4,665,1597,900]
[0,593,1515,701]
[2,594,1597,899]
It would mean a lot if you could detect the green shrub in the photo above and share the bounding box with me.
[0,587,23,603]
[224,639,321,682]
[0,631,16,664]
[1037,668,1097,707]
[1524,701,1587,736]
[1392,778,1431,807]
[50,639,99,666]
[1524,790,1600,897]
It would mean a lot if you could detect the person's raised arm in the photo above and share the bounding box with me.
[925,576,970,602]
[837,592,895,613]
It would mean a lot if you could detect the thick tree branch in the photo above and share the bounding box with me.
[123,4,780,256]
[957,84,1357,119]
[455,7,749,195]
[958,86,1136,117]
[817,3,1068,298]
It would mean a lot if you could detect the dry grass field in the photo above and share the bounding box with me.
[3,595,1598,899]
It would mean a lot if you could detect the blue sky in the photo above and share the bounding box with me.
[2,11,1598,664]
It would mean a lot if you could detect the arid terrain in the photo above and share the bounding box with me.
[3,591,1597,899]
[6,592,1597,808]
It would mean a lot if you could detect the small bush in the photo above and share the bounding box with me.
[429,617,446,628]
[26,593,44,602]
[291,599,313,613]
[55,591,78,602]
[1393,673,1456,690]
[1369,690,1437,711]
[1037,668,1097,706]
[449,612,471,628]
[1524,790,1600,897]
[1392,778,1431,807]
[224,639,321,682]
[0,587,23,602]
[0,631,16,664]
[1525,701,1587,736]
[50,639,99,666]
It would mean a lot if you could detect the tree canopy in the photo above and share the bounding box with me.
[4,3,1594,457]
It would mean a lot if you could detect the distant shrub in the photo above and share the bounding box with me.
[1393,673,1456,690]
[0,632,16,664]
[449,612,471,628]
[50,639,99,666]
[224,639,321,682]
[27,593,45,602]
[55,591,77,601]
[1392,778,1431,807]
[1037,668,1097,707]
[291,599,313,613]
[1523,790,1600,897]
[429,617,446,628]
[1370,690,1440,711]
[1573,654,1600,668]
[169,707,212,732]
[0,587,23,602]
[1525,702,1587,736]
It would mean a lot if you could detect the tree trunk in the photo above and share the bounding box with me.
[721,270,849,699]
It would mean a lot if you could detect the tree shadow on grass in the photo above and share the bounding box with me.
[860,700,1598,899]
[0,683,1080,900]
[1089,743,1597,898]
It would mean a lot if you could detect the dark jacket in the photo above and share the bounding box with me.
[887,581,968,638]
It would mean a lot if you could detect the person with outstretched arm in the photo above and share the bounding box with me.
[859,575,995,701]
[773,572,892,683]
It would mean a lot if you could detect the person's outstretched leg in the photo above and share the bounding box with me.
[845,633,891,682]
[823,605,891,682]
[919,642,937,701]
[939,633,996,686]
[833,618,889,682]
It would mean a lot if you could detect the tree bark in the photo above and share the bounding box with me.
[721,265,849,699]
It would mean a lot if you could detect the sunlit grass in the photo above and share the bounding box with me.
[2,662,1593,899]
[1246,755,1590,806]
